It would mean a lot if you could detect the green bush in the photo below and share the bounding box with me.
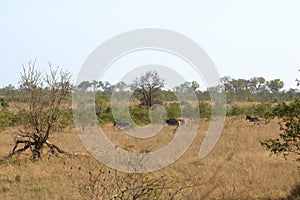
[166,102,181,119]
[0,98,9,109]
[253,103,273,117]
[0,110,15,130]
[198,102,211,118]
[95,95,114,125]
[59,109,74,128]
[226,104,246,116]
[129,106,151,125]
[97,108,113,125]
[261,99,300,161]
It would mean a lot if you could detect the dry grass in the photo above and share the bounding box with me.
[0,116,299,199]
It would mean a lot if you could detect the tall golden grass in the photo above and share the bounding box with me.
[0,116,299,199]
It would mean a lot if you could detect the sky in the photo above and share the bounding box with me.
[0,0,300,90]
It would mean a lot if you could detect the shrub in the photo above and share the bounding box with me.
[226,104,247,116]
[166,102,181,119]
[0,110,14,130]
[59,109,74,128]
[95,95,113,123]
[129,106,151,125]
[253,102,273,118]
[198,102,211,118]
[261,100,300,161]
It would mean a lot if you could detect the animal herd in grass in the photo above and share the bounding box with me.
[113,118,186,128]
[113,114,258,129]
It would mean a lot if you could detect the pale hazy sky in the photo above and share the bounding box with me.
[1,1,300,90]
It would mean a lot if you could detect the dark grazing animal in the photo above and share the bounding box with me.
[165,118,179,126]
[245,115,259,122]
[165,118,185,126]
[113,120,129,127]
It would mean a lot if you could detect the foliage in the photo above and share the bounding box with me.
[253,103,273,118]
[198,102,211,118]
[225,103,273,118]
[173,81,200,93]
[219,76,291,102]
[226,104,249,116]
[95,93,113,125]
[0,98,9,109]
[159,90,177,101]
[132,71,164,107]
[0,84,17,101]
[266,79,284,93]
[261,100,300,161]
[59,109,74,128]
[166,102,181,119]
[129,106,151,125]
[0,110,15,130]
[1,73,300,131]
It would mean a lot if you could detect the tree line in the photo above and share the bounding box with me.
[72,75,298,103]
[0,67,299,159]
[1,75,299,104]
[1,71,300,130]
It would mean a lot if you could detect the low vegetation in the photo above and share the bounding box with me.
[0,117,299,199]
[0,63,299,199]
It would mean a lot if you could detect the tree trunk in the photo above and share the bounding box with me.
[32,140,43,161]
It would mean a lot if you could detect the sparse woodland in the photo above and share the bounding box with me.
[0,63,299,199]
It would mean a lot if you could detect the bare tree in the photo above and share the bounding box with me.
[132,71,164,107]
[9,61,73,161]
[76,168,201,200]
[75,153,235,200]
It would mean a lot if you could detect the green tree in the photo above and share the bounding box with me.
[77,81,92,92]
[96,81,115,94]
[229,78,249,101]
[174,81,199,93]
[261,74,299,161]
[220,76,232,93]
[261,100,300,160]
[248,77,266,93]
[266,79,284,93]
[114,81,128,92]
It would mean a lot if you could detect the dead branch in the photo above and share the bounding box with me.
[9,139,34,156]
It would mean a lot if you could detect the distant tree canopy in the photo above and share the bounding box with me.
[173,81,199,93]
[2,73,297,104]
[1,70,300,129]
[266,79,284,93]
[72,76,295,103]
[131,71,164,107]
[217,76,293,102]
